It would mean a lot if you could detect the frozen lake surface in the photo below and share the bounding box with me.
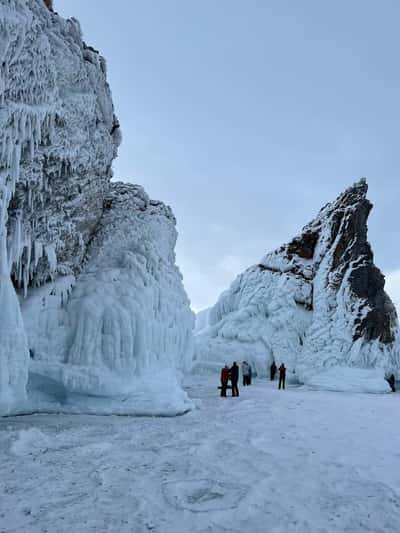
[1,377,400,532]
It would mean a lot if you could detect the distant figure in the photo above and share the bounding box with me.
[387,374,396,392]
[29,348,35,360]
[278,363,286,390]
[220,365,230,397]
[270,361,277,381]
[248,363,253,385]
[230,362,239,397]
[242,361,250,386]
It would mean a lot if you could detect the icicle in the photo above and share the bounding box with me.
[23,241,31,297]
[34,240,43,267]
[45,243,57,273]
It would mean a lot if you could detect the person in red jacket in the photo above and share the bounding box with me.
[278,363,286,390]
[220,365,230,397]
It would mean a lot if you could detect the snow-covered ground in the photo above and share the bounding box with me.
[1,377,399,533]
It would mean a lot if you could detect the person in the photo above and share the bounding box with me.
[278,363,286,390]
[230,362,239,397]
[270,361,277,381]
[220,364,230,397]
[387,374,396,392]
[248,362,253,385]
[241,361,250,386]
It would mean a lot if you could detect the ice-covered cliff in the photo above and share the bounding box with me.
[194,180,400,392]
[0,0,193,414]
[24,182,194,414]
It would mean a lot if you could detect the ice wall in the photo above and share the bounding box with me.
[194,180,400,391]
[0,1,194,415]
[23,183,194,414]
[195,308,211,334]
[68,183,193,379]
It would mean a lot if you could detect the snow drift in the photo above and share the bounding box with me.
[0,0,193,415]
[194,180,400,392]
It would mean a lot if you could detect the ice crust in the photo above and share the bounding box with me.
[194,182,400,392]
[0,1,194,415]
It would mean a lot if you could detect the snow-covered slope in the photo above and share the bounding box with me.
[194,180,400,392]
[0,0,193,414]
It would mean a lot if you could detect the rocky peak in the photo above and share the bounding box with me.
[259,179,397,345]
[195,180,399,386]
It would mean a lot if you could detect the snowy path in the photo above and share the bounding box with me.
[1,378,400,533]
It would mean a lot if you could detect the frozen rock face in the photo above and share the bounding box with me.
[194,180,400,391]
[24,183,194,414]
[0,1,193,414]
[2,0,119,291]
[67,183,193,379]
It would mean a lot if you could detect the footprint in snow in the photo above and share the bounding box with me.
[162,478,247,513]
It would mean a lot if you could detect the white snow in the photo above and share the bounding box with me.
[9,427,51,457]
[1,376,400,532]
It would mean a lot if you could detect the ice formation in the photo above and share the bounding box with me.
[194,180,400,392]
[0,0,193,415]
[194,308,211,334]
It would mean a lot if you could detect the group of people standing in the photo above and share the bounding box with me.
[270,361,287,389]
[220,360,287,397]
[220,361,253,397]
[220,361,397,397]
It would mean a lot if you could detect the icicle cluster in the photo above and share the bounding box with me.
[1,0,120,297]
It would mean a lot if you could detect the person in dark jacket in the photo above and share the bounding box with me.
[270,361,277,381]
[230,362,239,397]
[220,365,230,397]
[387,374,396,392]
[278,363,286,390]
[248,363,253,385]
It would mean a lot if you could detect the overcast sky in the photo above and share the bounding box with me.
[58,0,400,312]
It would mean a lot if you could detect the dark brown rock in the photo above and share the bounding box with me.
[287,230,319,260]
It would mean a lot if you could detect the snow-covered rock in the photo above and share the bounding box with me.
[194,180,400,391]
[23,182,194,414]
[0,0,194,415]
